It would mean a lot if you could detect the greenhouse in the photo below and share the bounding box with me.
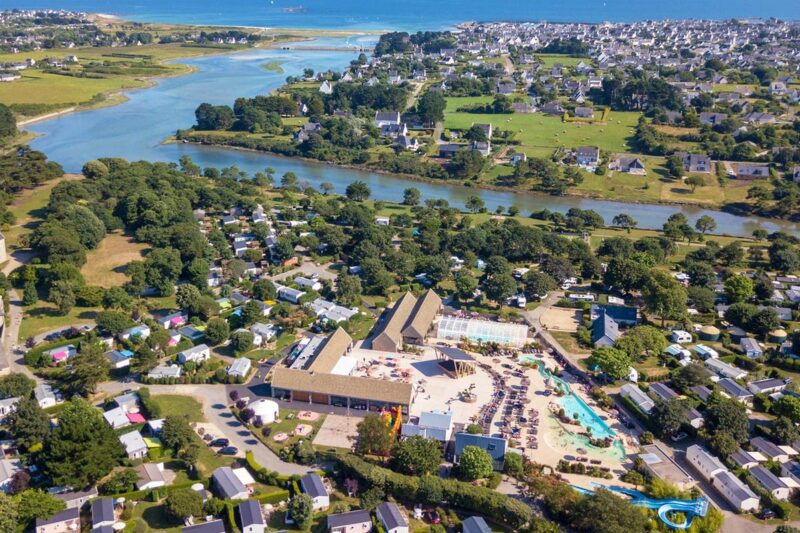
[436,316,529,347]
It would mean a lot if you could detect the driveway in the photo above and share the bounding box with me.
[99,382,308,475]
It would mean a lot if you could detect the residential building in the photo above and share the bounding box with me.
[717,378,753,405]
[609,157,646,175]
[675,152,712,174]
[35,508,81,533]
[300,473,329,510]
[120,324,151,341]
[276,285,305,304]
[705,358,747,380]
[212,467,249,500]
[154,311,188,330]
[401,410,454,441]
[462,516,492,533]
[374,111,401,127]
[91,498,115,529]
[648,382,679,402]
[103,407,131,430]
[119,430,148,460]
[454,433,507,470]
[748,378,787,395]
[182,520,226,533]
[0,396,20,419]
[730,449,766,470]
[740,337,763,358]
[750,466,792,501]
[135,463,169,490]
[52,486,98,509]
[620,383,655,414]
[591,310,619,347]
[712,470,759,512]
[177,344,210,365]
[34,383,58,409]
[0,459,22,493]
[238,499,266,533]
[376,502,409,533]
[751,437,793,463]
[227,358,252,379]
[327,509,372,533]
[147,364,182,380]
[686,445,727,482]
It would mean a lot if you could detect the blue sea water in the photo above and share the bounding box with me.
[4,0,800,30]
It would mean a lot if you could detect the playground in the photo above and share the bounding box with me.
[573,483,709,530]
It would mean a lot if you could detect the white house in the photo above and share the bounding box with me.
[119,430,148,460]
[250,323,277,346]
[712,470,759,512]
[401,410,454,441]
[0,397,20,420]
[177,344,210,365]
[671,330,693,344]
[295,276,322,292]
[750,466,793,501]
[227,358,252,379]
[327,510,372,533]
[103,406,131,429]
[34,383,58,409]
[238,499,266,533]
[300,473,329,510]
[376,502,408,533]
[277,285,305,304]
[694,344,719,359]
[686,445,727,482]
[705,358,747,380]
[0,459,22,493]
[135,463,168,490]
[147,364,182,380]
[620,383,655,414]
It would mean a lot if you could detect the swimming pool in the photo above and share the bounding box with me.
[518,354,538,365]
[538,365,625,457]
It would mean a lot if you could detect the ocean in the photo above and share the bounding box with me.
[4,0,800,30]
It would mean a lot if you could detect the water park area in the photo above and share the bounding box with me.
[572,483,709,530]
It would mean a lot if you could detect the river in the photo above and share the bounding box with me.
[22,38,800,237]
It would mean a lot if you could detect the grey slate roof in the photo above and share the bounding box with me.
[300,473,327,498]
[462,516,492,533]
[91,497,114,525]
[182,519,226,533]
[36,507,80,527]
[376,501,408,530]
[751,465,787,492]
[237,499,264,527]
[211,467,246,499]
[328,509,371,529]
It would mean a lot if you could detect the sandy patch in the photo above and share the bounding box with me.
[539,307,582,332]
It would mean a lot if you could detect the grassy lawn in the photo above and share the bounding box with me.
[4,174,82,250]
[550,331,591,356]
[81,232,149,287]
[258,408,326,456]
[19,304,98,340]
[444,104,640,155]
[535,53,592,68]
[125,501,182,533]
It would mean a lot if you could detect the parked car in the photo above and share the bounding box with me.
[218,446,238,455]
[210,438,230,447]
[424,510,441,524]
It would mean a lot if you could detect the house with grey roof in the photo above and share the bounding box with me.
[712,470,759,512]
[748,378,787,395]
[751,437,794,463]
[401,410,454,441]
[119,430,148,460]
[620,383,655,414]
[238,499,266,533]
[147,364,182,380]
[91,498,115,529]
[35,508,81,533]
[227,357,252,379]
[648,382,679,403]
[750,466,792,501]
[376,502,408,533]
[462,516,492,533]
[327,509,372,533]
[34,383,58,409]
[212,467,249,500]
[300,473,329,510]
[0,459,22,493]
[0,396,20,419]
[177,344,210,365]
[454,433,508,470]
[717,378,753,405]
[182,520,226,533]
[739,337,763,358]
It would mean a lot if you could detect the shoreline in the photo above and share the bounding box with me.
[176,138,769,221]
[173,138,789,227]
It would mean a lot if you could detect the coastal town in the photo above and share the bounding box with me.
[1,7,800,533]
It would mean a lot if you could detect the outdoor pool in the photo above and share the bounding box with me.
[517,354,538,365]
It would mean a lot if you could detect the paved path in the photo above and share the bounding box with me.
[268,260,336,283]
[99,382,309,475]
[1,250,39,379]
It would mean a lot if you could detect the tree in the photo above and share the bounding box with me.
[705,395,749,443]
[465,195,485,213]
[48,279,76,315]
[161,415,195,451]
[457,445,493,481]
[230,330,255,353]
[39,398,124,487]
[0,103,17,138]
[402,187,421,206]
[176,284,201,312]
[707,430,738,458]
[0,493,18,533]
[504,452,524,478]
[70,343,111,396]
[750,308,781,337]
[572,488,649,533]
[694,214,716,234]
[651,399,687,437]
[355,413,393,458]
[7,397,50,449]
[724,275,753,304]
[671,363,711,392]
[23,279,38,306]
[523,271,556,299]
[345,181,371,201]
[0,373,35,399]
[336,273,363,307]
[16,489,64,530]
[773,396,800,424]
[611,213,637,233]
[773,416,799,445]
[614,325,668,360]
[99,469,139,495]
[454,272,479,301]
[685,175,706,193]
[240,300,263,327]
[417,90,446,124]
[288,493,314,530]
[95,310,133,336]
[165,488,203,521]
[666,155,685,178]
[587,347,631,381]
[642,270,687,326]
[204,318,230,345]
[144,248,182,296]
[450,149,485,179]
[103,286,133,310]
[392,436,443,476]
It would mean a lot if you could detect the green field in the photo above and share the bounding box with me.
[444,98,641,154]
[535,53,592,68]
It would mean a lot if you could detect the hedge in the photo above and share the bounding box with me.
[254,490,290,504]
[336,455,533,528]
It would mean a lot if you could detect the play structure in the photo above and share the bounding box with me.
[380,405,404,437]
[572,484,709,530]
